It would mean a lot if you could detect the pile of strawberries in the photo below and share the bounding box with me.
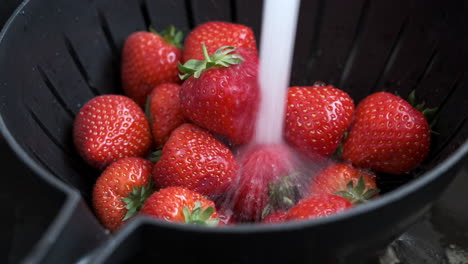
[72,22,434,232]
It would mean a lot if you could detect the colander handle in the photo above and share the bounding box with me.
[21,197,110,264]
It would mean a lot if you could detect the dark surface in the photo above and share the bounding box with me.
[0,0,467,263]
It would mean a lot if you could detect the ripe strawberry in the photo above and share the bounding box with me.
[231,144,301,222]
[147,83,185,149]
[153,123,238,198]
[121,26,183,106]
[261,211,288,224]
[93,157,153,232]
[140,186,219,226]
[183,21,257,62]
[179,45,259,145]
[309,163,379,204]
[73,95,152,170]
[284,83,354,159]
[342,91,431,174]
[287,194,352,221]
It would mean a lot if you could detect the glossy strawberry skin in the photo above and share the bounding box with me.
[73,95,152,170]
[232,144,297,222]
[183,21,257,62]
[287,194,352,221]
[262,211,288,224]
[148,83,185,149]
[140,186,218,223]
[309,163,377,196]
[342,92,431,174]
[285,85,354,159]
[180,48,259,145]
[121,31,182,106]
[153,123,238,198]
[93,157,153,232]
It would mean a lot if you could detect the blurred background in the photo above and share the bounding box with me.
[0,0,467,263]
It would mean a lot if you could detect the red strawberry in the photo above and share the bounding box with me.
[287,194,352,221]
[179,45,259,145]
[153,123,238,198]
[147,83,185,149]
[183,21,257,62]
[93,157,153,232]
[73,95,152,170]
[342,91,431,174]
[262,211,288,224]
[140,186,219,226]
[231,144,301,222]
[284,83,354,159]
[309,163,379,204]
[121,26,183,106]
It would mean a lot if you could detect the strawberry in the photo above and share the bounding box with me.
[342,91,431,174]
[92,157,153,232]
[183,21,257,62]
[147,83,185,149]
[153,123,238,198]
[309,163,379,204]
[261,211,288,224]
[140,186,219,226]
[179,45,259,145]
[73,95,152,170]
[287,194,352,221]
[284,83,355,159]
[121,26,183,106]
[231,144,301,222]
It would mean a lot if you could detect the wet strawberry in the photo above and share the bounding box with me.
[284,84,354,159]
[179,45,259,145]
[140,186,219,226]
[73,95,152,170]
[287,194,352,221]
[153,123,238,198]
[183,21,257,62]
[261,211,288,224]
[309,163,379,204]
[342,92,431,174]
[147,83,185,149]
[93,157,153,232]
[122,26,183,106]
[231,144,300,222]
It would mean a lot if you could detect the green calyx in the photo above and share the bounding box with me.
[146,150,162,163]
[183,200,219,226]
[121,179,155,221]
[178,44,245,80]
[262,173,301,219]
[150,25,183,49]
[335,175,380,204]
[407,90,438,125]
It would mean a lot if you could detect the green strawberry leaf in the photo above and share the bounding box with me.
[335,175,380,204]
[122,179,155,221]
[159,25,184,49]
[182,200,219,226]
[178,44,244,80]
